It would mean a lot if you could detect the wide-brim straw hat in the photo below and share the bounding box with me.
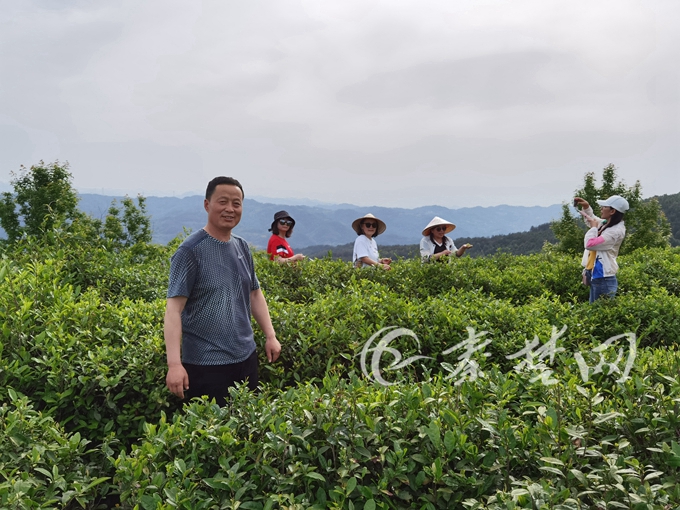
[352,213,387,235]
[422,216,456,236]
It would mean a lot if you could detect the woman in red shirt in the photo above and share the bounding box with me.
[267,210,305,263]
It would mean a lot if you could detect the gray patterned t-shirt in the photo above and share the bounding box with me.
[167,229,260,365]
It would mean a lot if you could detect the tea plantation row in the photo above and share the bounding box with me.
[1,235,680,508]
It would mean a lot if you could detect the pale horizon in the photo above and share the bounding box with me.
[2,179,678,212]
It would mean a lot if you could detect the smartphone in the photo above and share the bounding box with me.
[573,198,579,207]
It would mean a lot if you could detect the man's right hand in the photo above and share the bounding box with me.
[166,364,189,399]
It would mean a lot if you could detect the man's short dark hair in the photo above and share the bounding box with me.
[206,177,244,200]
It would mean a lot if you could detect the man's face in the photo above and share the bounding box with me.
[204,184,243,232]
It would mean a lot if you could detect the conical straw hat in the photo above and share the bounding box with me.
[422,216,456,236]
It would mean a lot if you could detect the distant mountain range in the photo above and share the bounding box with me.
[4,189,677,253]
[303,223,560,260]
[302,191,680,260]
[77,194,565,249]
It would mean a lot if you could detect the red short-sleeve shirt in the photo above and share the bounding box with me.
[267,234,294,260]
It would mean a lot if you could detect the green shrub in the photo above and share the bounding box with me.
[0,389,111,509]
[2,236,680,508]
[0,255,176,446]
[115,365,680,509]
[259,277,680,387]
[618,247,680,297]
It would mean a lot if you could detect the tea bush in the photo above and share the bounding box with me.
[115,363,680,509]
[259,279,680,387]
[2,232,680,508]
[618,247,680,296]
[256,250,588,305]
[0,389,111,509]
[0,254,176,446]
[257,248,680,305]
[21,226,173,303]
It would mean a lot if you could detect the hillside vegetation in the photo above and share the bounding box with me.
[305,191,679,260]
[655,192,680,245]
[305,223,557,260]
[2,163,680,508]
[2,228,680,508]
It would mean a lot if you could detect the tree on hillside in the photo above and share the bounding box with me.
[0,161,154,250]
[0,161,80,242]
[551,164,671,255]
[654,192,680,246]
[104,196,152,248]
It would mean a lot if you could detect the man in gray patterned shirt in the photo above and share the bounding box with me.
[164,176,281,405]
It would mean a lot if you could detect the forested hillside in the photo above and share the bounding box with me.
[305,192,678,259]
[655,192,680,245]
[77,193,564,248]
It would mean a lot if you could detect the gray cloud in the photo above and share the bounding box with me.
[0,0,678,207]
[337,52,557,110]
[0,124,35,169]
[64,140,205,194]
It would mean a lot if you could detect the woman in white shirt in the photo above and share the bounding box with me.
[419,216,472,263]
[352,213,391,270]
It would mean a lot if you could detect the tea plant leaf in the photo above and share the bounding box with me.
[346,476,357,494]
[592,412,624,424]
[644,471,663,481]
[672,441,680,457]
[569,469,588,485]
[538,466,565,477]
[540,457,565,466]
[34,467,53,479]
[426,421,441,450]
[617,439,630,449]
[443,430,456,455]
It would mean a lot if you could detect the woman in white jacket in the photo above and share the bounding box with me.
[419,216,472,262]
[574,195,629,303]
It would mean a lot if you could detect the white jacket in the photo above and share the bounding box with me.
[420,236,457,263]
[580,206,626,277]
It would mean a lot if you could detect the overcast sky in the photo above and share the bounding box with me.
[1,0,678,208]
